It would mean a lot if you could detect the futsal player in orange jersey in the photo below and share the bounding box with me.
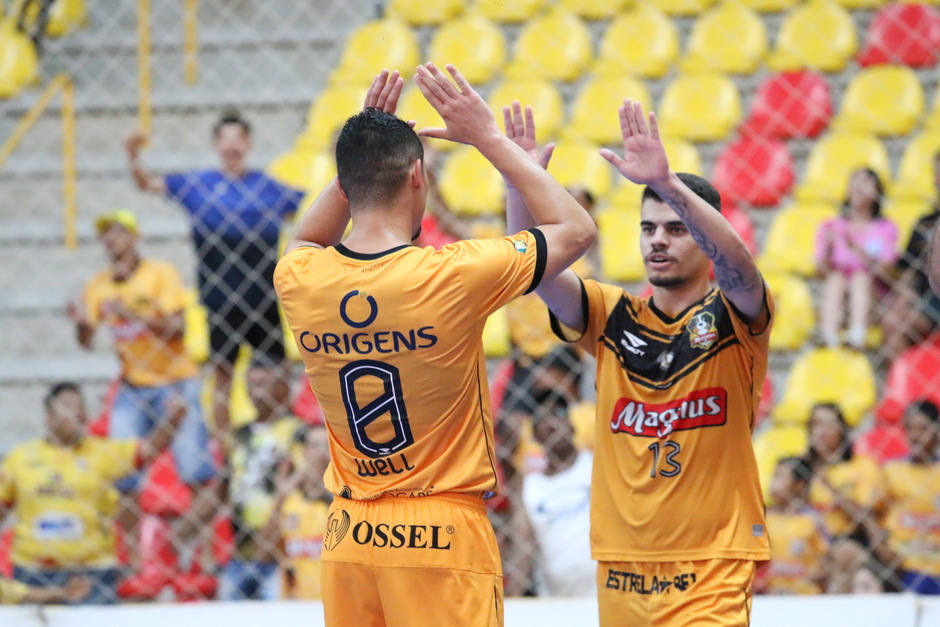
[274,65,595,627]
[506,101,772,626]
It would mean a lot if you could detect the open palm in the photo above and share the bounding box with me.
[600,99,670,187]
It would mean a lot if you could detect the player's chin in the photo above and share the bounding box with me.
[647,270,685,288]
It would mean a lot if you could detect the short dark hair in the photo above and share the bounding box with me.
[906,399,940,423]
[213,109,252,138]
[843,167,884,218]
[44,381,81,409]
[777,456,814,485]
[335,107,424,207]
[642,172,721,213]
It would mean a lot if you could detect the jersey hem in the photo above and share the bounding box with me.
[592,549,771,563]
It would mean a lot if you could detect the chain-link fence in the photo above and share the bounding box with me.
[0,0,939,606]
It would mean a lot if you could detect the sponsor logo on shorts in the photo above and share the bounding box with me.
[352,520,455,550]
[605,569,697,595]
[610,387,728,438]
[323,509,351,551]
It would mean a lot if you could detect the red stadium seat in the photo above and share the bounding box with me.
[742,70,832,139]
[712,136,795,208]
[854,424,909,465]
[722,200,758,255]
[858,3,940,68]
[875,333,940,425]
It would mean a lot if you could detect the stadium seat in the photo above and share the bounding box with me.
[738,0,801,11]
[19,0,86,37]
[794,133,890,203]
[387,0,464,25]
[759,201,839,277]
[833,65,924,137]
[483,307,511,358]
[723,201,758,256]
[439,145,504,216]
[567,75,652,145]
[331,18,419,86]
[831,0,898,9]
[754,423,808,500]
[681,1,768,75]
[505,8,593,82]
[649,0,717,16]
[923,88,940,131]
[892,132,940,200]
[472,0,546,22]
[396,85,454,153]
[488,78,565,140]
[858,3,940,68]
[763,270,815,351]
[559,0,634,20]
[598,210,645,282]
[0,20,38,98]
[658,73,742,142]
[854,424,909,465]
[427,13,506,85]
[266,149,335,192]
[547,140,614,201]
[742,70,832,139]
[773,347,877,427]
[875,333,940,425]
[593,5,680,79]
[768,1,858,73]
[711,136,795,208]
[883,197,933,253]
[298,84,368,150]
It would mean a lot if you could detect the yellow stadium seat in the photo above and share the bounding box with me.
[658,73,742,142]
[598,210,645,281]
[428,13,506,85]
[594,5,679,79]
[439,145,504,216]
[472,0,546,22]
[483,307,511,357]
[829,0,886,7]
[753,423,808,502]
[298,85,367,150]
[794,133,890,203]
[768,0,857,73]
[17,0,85,37]
[649,0,718,15]
[547,140,614,201]
[884,197,933,253]
[681,1,768,75]
[0,20,38,98]
[759,201,839,277]
[387,0,465,25]
[332,18,419,86]
[834,66,924,137]
[739,0,802,11]
[763,271,815,351]
[266,149,335,192]
[184,289,209,364]
[488,78,565,140]
[559,0,634,19]
[505,8,593,82]
[893,132,940,200]
[773,347,876,427]
[567,75,651,145]
[923,89,940,132]
[395,85,454,153]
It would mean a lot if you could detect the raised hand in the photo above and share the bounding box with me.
[124,129,148,158]
[503,101,554,170]
[414,63,500,147]
[364,69,405,115]
[599,100,670,188]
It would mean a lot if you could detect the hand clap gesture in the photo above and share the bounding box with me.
[600,100,671,189]
[414,63,501,147]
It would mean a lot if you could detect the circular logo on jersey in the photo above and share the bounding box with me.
[340,290,378,328]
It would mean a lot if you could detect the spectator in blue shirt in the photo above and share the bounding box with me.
[124,110,303,448]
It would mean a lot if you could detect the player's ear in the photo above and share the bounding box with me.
[334,178,349,203]
[410,159,424,189]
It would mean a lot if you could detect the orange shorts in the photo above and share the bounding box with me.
[321,493,503,627]
[597,559,756,627]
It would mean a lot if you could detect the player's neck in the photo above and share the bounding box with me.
[343,206,417,254]
[649,275,713,317]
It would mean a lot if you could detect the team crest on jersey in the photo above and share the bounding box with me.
[323,509,351,551]
[512,239,527,254]
[687,312,719,350]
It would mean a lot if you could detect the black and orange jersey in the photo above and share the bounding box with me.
[274,230,546,501]
[552,279,773,563]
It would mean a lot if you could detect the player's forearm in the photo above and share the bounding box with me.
[285,178,351,253]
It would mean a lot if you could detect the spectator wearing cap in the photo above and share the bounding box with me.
[124,111,304,447]
[66,210,217,575]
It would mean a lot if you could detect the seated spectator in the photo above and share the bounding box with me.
[882,153,940,362]
[220,366,299,601]
[815,168,898,349]
[761,457,827,595]
[277,424,331,600]
[824,535,869,594]
[522,399,594,597]
[0,575,90,605]
[0,382,185,604]
[806,403,883,540]
[852,559,901,594]
[877,400,940,594]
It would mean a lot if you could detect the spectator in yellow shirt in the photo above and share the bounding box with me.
[0,575,90,605]
[66,210,217,572]
[0,382,186,604]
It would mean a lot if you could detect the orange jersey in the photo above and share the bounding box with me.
[764,508,828,595]
[274,231,546,501]
[881,460,940,576]
[84,259,197,386]
[554,280,772,562]
[809,456,884,538]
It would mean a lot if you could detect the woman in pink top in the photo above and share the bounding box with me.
[816,168,898,349]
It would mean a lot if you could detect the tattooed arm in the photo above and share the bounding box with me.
[600,100,768,330]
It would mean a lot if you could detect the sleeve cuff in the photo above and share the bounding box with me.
[549,277,589,342]
[524,228,548,295]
